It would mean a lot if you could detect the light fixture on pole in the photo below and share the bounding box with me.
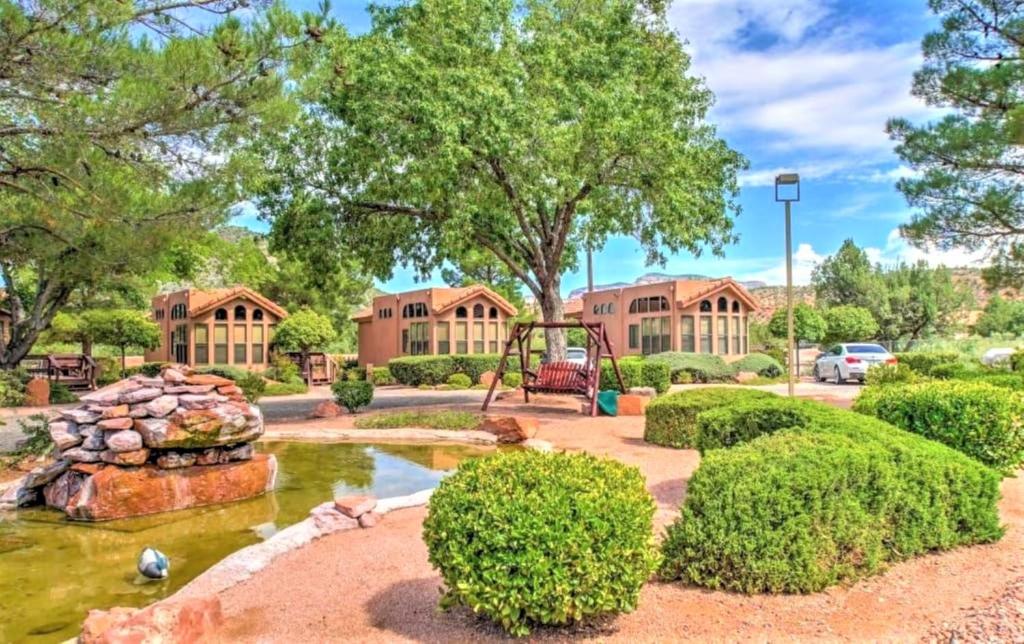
[775,173,800,397]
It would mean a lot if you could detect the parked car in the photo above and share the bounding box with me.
[813,343,897,384]
[565,347,589,366]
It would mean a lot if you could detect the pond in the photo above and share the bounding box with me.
[0,440,491,642]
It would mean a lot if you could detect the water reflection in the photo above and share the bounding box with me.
[0,441,491,643]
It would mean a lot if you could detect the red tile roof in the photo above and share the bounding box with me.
[353,285,518,322]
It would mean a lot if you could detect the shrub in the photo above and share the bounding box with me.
[194,365,249,381]
[388,356,456,386]
[646,352,736,383]
[854,381,1024,470]
[926,363,968,380]
[0,369,27,407]
[894,351,961,376]
[599,357,669,393]
[863,362,918,387]
[48,382,79,405]
[138,362,167,377]
[1012,349,1024,373]
[501,371,523,389]
[446,373,472,389]
[332,379,374,413]
[265,354,302,384]
[695,397,811,452]
[640,360,671,394]
[236,371,266,403]
[644,388,776,448]
[370,366,395,386]
[732,353,784,378]
[264,381,309,396]
[423,451,659,636]
[452,355,502,384]
[354,410,481,431]
[659,410,1003,593]
[10,414,53,458]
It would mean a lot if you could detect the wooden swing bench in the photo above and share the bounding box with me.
[482,321,626,417]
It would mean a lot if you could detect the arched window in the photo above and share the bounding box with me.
[234,305,246,320]
[489,306,498,319]
[717,297,728,312]
[215,308,228,321]
[608,302,615,314]
[593,304,600,315]
[630,296,670,314]
[699,300,712,313]
[473,304,484,318]
[253,308,264,321]
[417,303,428,317]
[456,306,468,319]
[731,301,740,313]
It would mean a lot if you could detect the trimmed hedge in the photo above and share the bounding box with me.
[695,397,810,453]
[894,351,960,375]
[332,379,374,412]
[659,410,1003,593]
[446,373,472,389]
[644,388,776,448]
[423,451,659,636]
[502,371,523,389]
[854,381,1024,470]
[370,367,395,386]
[388,354,522,386]
[732,353,784,378]
[598,357,670,394]
[646,352,736,383]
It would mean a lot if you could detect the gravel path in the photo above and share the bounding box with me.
[215,399,1024,642]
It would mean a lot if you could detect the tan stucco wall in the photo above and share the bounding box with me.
[146,292,284,370]
[578,282,754,360]
[357,292,512,366]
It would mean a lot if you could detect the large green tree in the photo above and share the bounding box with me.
[0,0,329,369]
[888,0,1024,288]
[254,0,744,358]
[441,250,526,312]
[811,239,881,309]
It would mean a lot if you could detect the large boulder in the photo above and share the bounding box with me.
[480,416,539,443]
[24,378,50,407]
[63,453,278,520]
[80,596,223,644]
[133,404,262,449]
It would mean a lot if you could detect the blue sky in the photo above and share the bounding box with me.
[234,0,986,294]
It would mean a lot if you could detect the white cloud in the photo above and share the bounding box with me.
[740,242,826,285]
[865,228,990,268]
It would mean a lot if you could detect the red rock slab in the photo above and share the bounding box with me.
[80,596,222,644]
[97,417,133,431]
[24,378,50,407]
[480,415,539,443]
[617,394,649,416]
[185,373,234,387]
[64,454,277,521]
[335,495,377,518]
[100,404,130,419]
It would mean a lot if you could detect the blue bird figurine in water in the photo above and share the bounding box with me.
[137,547,170,580]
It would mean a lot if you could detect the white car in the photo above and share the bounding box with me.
[981,348,1015,367]
[813,343,896,384]
[565,347,589,366]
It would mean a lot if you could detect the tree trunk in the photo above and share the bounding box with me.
[537,278,566,362]
[120,346,127,377]
[82,338,92,357]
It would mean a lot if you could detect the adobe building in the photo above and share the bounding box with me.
[145,287,288,371]
[566,278,759,360]
[352,285,518,366]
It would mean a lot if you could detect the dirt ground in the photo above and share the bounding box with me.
[212,395,1024,642]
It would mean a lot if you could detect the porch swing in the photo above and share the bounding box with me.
[481,321,626,416]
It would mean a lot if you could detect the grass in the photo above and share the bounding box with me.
[263,381,309,396]
[353,410,483,431]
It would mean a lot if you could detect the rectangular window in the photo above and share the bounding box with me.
[409,322,429,355]
[700,316,712,353]
[214,324,228,365]
[732,316,741,354]
[681,316,695,353]
[437,322,450,355]
[456,322,468,354]
[640,317,670,355]
[252,325,265,364]
[473,322,485,354]
[402,329,410,354]
[194,325,209,364]
[628,324,639,349]
[718,316,729,355]
[743,317,749,354]
[489,322,499,353]
[234,324,247,364]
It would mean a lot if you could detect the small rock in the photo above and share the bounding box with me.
[164,384,215,394]
[0,483,40,509]
[100,448,149,466]
[62,448,102,463]
[156,451,197,469]
[79,380,141,405]
[178,394,221,410]
[735,371,760,384]
[61,408,101,425]
[133,418,169,447]
[105,430,143,453]
[224,444,254,461]
[195,448,224,466]
[480,416,539,444]
[98,417,134,431]
[309,502,359,534]
[310,400,344,419]
[184,374,234,387]
[131,376,166,388]
[49,421,82,450]
[22,460,70,489]
[162,367,188,384]
[522,438,555,453]
[217,385,242,396]
[119,387,163,405]
[129,404,151,418]
[478,371,497,387]
[627,386,657,398]
[79,596,223,644]
[43,470,86,510]
[70,463,105,475]
[358,511,381,528]
[24,378,50,407]
[334,495,377,518]
[144,395,179,418]
[100,404,130,419]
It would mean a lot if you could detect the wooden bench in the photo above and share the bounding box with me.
[23,354,97,390]
[523,361,587,394]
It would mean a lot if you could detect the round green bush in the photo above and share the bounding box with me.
[644,388,777,448]
[732,353,783,378]
[371,366,395,386]
[0,368,28,407]
[862,362,917,387]
[236,371,267,403]
[501,371,523,388]
[853,381,1024,471]
[423,451,659,636]
[445,373,472,389]
[695,397,810,453]
[331,379,374,412]
[646,352,736,383]
[660,407,1003,593]
[894,351,961,376]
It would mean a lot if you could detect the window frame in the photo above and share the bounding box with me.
[681,315,695,353]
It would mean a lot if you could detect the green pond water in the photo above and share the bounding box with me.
[0,440,491,643]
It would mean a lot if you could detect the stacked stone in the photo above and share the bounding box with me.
[8,366,271,520]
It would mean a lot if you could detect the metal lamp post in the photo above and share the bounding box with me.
[775,173,800,397]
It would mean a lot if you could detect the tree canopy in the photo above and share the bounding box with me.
[768,303,827,344]
[272,309,336,354]
[822,306,879,345]
[0,0,330,368]
[888,0,1024,288]
[254,0,744,358]
[974,294,1024,336]
[81,309,161,374]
